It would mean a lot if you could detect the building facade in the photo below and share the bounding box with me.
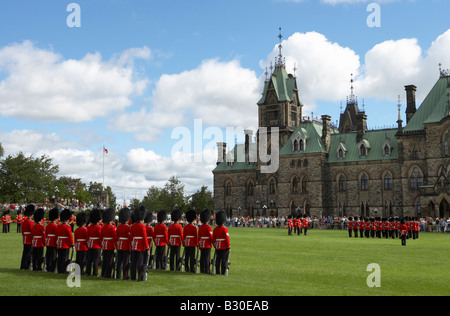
[213,47,450,219]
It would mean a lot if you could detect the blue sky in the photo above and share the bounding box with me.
[1,0,449,205]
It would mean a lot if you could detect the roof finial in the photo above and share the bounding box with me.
[276,27,285,68]
[293,62,297,78]
[397,94,402,121]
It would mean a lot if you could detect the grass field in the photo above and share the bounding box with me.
[1,225,449,296]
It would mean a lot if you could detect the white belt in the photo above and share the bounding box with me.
[119,237,128,240]
[156,235,165,238]
[23,232,31,235]
[216,238,226,241]
[170,235,181,238]
[133,237,143,240]
[58,236,69,239]
[89,237,100,240]
[186,235,194,238]
[47,234,56,237]
[33,236,43,238]
[103,237,113,240]
[77,239,86,242]
[200,237,210,239]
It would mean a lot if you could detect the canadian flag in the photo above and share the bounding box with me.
[103,146,108,154]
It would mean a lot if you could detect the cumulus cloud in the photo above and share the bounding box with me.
[0,41,150,122]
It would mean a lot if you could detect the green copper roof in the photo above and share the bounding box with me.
[257,66,300,105]
[279,121,332,155]
[327,129,398,163]
[213,143,257,173]
[403,76,450,132]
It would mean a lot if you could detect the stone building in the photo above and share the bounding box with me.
[212,41,450,219]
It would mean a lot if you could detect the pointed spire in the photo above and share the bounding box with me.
[275,27,285,68]
[348,74,357,104]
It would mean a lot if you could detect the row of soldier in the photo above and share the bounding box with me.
[19,204,231,281]
[347,217,420,246]
[286,214,309,236]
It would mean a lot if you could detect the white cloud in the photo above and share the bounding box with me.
[0,41,150,122]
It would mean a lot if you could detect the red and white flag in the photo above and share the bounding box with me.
[103,146,108,154]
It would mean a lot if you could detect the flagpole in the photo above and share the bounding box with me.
[103,145,105,188]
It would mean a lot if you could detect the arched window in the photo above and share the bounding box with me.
[361,173,369,191]
[384,144,391,156]
[409,167,423,190]
[293,140,299,152]
[269,179,276,195]
[412,147,419,159]
[338,148,344,159]
[299,139,304,151]
[226,181,232,196]
[301,177,308,192]
[360,145,367,157]
[384,173,392,190]
[292,177,299,193]
[247,182,254,196]
[338,175,346,192]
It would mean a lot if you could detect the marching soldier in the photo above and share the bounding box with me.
[198,209,213,274]
[400,218,408,246]
[183,209,198,273]
[287,216,293,236]
[86,208,102,277]
[359,217,365,238]
[129,206,149,281]
[101,208,117,278]
[31,208,46,271]
[74,212,88,275]
[302,214,308,236]
[116,208,131,280]
[348,217,353,238]
[20,204,35,270]
[365,217,371,238]
[56,209,74,274]
[353,217,359,238]
[16,210,23,233]
[212,211,230,275]
[45,208,59,273]
[154,210,168,270]
[144,211,154,270]
[168,209,183,271]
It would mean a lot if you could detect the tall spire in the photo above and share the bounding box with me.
[348,73,357,104]
[275,27,285,68]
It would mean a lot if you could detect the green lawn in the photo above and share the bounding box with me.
[1,225,449,296]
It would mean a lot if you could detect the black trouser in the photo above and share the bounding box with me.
[200,248,211,274]
[57,248,70,274]
[20,244,32,270]
[130,251,145,281]
[45,246,57,272]
[401,235,407,246]
[184,247,196,273]
[215,249,229,275]
[32,247,44,271]
[169,245,181,271]
[76,251,86,275]
[17,224,21,233]
[155,246,166,270]
[304,227,308,236]
[360,229,364,238]
[86,248,101,276]
[348,229,352,238]
[2,224,7,233]
[101,250,115,278]
[117,250,130,279]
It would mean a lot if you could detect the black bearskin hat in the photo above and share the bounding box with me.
[400,217,406,225]
[349,217,353,221]
[49,208,59,221]
[157,210,167,223]
[103,208,116,223]
[134,206,147,222]
[200,209,211,224]
[34,208,45,223]
[90,208,102,224]
[24,204,35,217]
[186,209,196,223]
[60,209,72,222]
[215,210,226,226]
[171,208,182,222]
[303,214,308,218]
[76,212,87,227]
[144,211,153,224]
[118,208,131,224]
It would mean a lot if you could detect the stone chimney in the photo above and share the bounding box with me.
[216,142,227,166]
[321,115,331,152]
[356,112,367,143]
[405,85,417,123]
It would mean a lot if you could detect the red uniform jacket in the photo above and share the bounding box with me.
[31,223,46,248]
[16,215,23,225]
[302,218,308,227]
[146,225,154,248]
[213,225,230,250]
[56,223,73,249]
[101,223,117,251]
[400,224,408,236]
[348,221,353,230]
[198,224,213,249]
[45,222,58,247]
[183,224,198,247]
[130,222,148,251]
[87,224,102,249]
[74,226,88,251]
[153,223,168,247]
[288,219,293,229]
[168,223,183,246]
[116,224,131,251]
[22,217,34,245]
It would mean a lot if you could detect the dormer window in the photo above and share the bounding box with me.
[336,142,347,159]
[384,144,391,155]
[360,144,367,157]
[292,132,307,152]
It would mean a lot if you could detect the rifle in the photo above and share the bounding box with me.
[111,251,117,279]
[164,246,170,271]
[143,249,151,281]
[210,250,216,275]
[194,246,200,274]
[177,247,185,272]
[225,250,231,276]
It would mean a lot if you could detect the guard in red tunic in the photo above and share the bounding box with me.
[116,208,131,280]
[16,211,23,233]
[213,211,230,275]
[20,204,35,270]
[168,209,183,271]
[86,208,102,277]
[154,210,168,270]
[287,216,293,236]
[302,214,308,236]
[45,208,59,273]
[74,212,88,275]
[56,209,74,274]
[348,217,353,238]
[400,218,408,246]
[359,217,365,238]
[198,209,213,274]
[144,211,154,270]
[365,217,371,238]
[2,210,10,233]
[130,206,149,281]
[101,208,117,278]
[183,209,198,273]
[31,208,46,271]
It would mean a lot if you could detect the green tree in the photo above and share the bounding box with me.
[190,186,214,213]
[0,152,59,203]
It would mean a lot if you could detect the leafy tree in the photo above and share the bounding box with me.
[190,186,214,213]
